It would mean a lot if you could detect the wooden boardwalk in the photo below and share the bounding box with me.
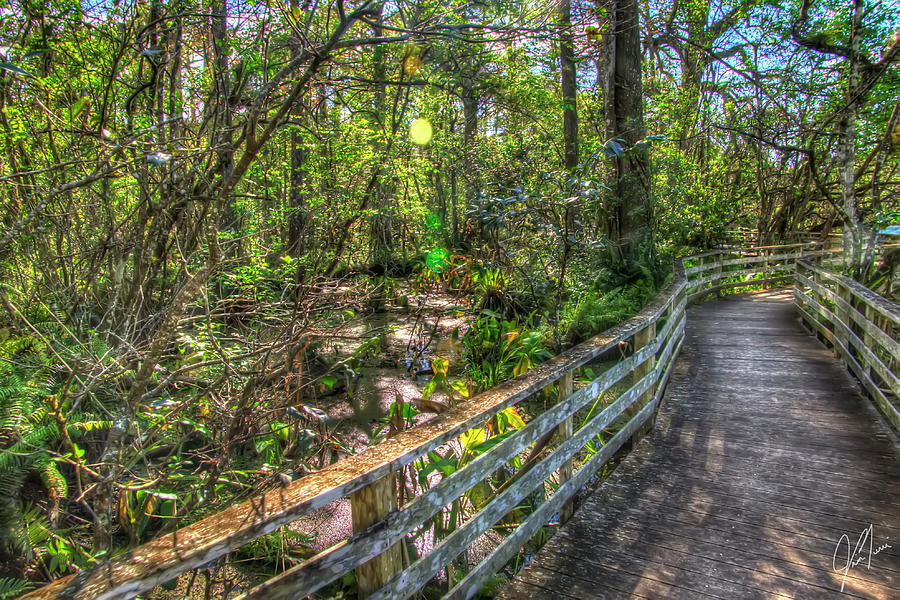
[500,290,899,599]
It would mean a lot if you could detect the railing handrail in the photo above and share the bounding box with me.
[796,260,900,326]
[794,260,899,430]
[24,243,828,600]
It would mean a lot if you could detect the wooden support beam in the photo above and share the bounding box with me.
[556,372,574,524]
[865,306,881,382]
[835,285,853,360]
[627,321,656,446]
[715,255,724,296]
[350,473,402,598]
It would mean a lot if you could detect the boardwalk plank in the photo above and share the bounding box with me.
[499,291,899,599]
[551,522,894,598]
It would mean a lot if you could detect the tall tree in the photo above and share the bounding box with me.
[287,0,308,266]
[560,0,579,173]
[791,0,900,274]
[601,0,651,260]
[211,0,238,252]
[370,3,393,271]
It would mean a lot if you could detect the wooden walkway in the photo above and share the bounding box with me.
[500,290,900,599]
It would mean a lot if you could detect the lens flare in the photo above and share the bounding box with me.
[410,118,433,146]
[402,55,423,75]
[425,247,450,273]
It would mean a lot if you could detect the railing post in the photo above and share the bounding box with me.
[811,267,832,347]
[835,282,852,360]
[556,372,574,524]
[795,261,810,333]
[762,247,769,290]
[863,304,876,380]
[350,473,402,598]
[627,320,656,446]
[715,252,724,297]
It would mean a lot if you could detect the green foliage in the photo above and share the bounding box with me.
[414,404,526,541]
[561,265,664,346]
[117,488,178,543]
[233,527,315,572]
[0,333,109,577]
[0,0,896,595]
[652,143,741,249]
[0,577,31,599]
[462,312,552,392]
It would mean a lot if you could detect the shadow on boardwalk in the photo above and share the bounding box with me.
[499,289,899,599]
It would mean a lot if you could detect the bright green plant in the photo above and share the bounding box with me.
[414,405,527,538]
[462,311,552,392]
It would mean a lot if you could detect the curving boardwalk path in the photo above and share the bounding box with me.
[500,290,899,599]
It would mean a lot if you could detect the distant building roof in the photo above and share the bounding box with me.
[880,225,900,236]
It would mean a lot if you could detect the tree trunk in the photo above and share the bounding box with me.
[462,76,479,201]
[601,0,651,261]
[840,0,864,275]
[212,0,238,255]
[561,0,579,236]
[287,0,308,269]
[370,5,392,271]
[560,0,579,173]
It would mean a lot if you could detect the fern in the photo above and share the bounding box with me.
[0,325,112,578]
[0,577,31,599]
[0,334,58,559]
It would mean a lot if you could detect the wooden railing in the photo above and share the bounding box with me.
[794,261,900,430]
[683,242,839,303]
[22,243,833,600]
[724,228,835,248]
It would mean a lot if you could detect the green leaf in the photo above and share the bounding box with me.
[465,481,494,508]
[342,571,356,588]
[603,139,624,158]
[255,437,274,454]
[421,375,440,400]
[512,354,530,377]
[0,577,32,599]
[431,356,449,377]
[401,402,420,420]
[417,457,457,486]
[319,375,338,389]
[158,499,176,519]
[449,379,470,398]
[460,425,486,450]
[0,62,30,77]
[71,96,90,121]
[498,406,526,430]
[270,420,290,442]
[469,429,516,455]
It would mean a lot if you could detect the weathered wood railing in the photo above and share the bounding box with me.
[794,260,900,430]
[725,228,833,249]
[683,241,840,303]
[23,242,836,600]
